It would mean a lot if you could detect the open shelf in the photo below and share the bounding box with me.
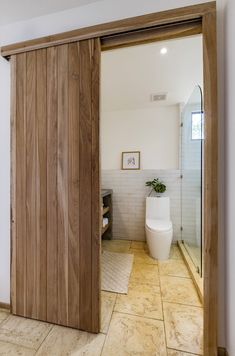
[102,206,110,215]
[102,222,111,235]
[101,189,113,240]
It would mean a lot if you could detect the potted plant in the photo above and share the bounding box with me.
[145,178,166,196]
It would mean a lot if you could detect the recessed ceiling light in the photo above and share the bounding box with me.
[160,47,168,55]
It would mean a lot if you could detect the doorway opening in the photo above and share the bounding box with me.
[100,35,204,354]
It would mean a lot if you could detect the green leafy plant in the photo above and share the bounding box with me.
[145,178,166,196]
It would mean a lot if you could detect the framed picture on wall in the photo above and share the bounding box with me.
[122,151,140,170]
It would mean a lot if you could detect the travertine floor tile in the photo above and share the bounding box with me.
[160,276,201,306]
[0,315,52,350]
[129,282,160,294]
[0,340,36,355]
[130,264,160,285]
[170,245,183,260]
[36,325,106,356]
[159,260,190,278]
[167,349,199,355]
[101,312,167,356]
[163,302,203,355]
[130,241,146,250]
[101,291,117,334]
[102,240,131,253]
[130,249,158,265]
[115,289,163,320]
[0,309,9,324]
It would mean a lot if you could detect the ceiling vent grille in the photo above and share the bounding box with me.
[150,93,167,102]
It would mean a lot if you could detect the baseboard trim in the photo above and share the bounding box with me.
[0,302,10,310]
[218,347,229,356]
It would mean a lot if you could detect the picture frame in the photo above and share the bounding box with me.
[122,151,140,170]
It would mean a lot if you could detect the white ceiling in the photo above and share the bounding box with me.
[101,35,203,112]
[0,0,101,26]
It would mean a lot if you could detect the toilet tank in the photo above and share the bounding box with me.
[146,197,170,220]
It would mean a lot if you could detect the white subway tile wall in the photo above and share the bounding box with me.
[102,170,181,242]
[181,101,203,247]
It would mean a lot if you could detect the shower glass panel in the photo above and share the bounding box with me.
[181,85,203,276]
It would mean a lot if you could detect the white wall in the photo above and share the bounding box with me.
[0,0,228,350]
[101,106,179,170]
[101,37,203,112]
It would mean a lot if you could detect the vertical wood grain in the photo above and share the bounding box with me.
[26,51,37,318]
[10,55,17,314]
[68,42,80,328]
[36,49,47,320]
[15,53,27,316]
[57,44,69,326]
[91,38,101,332]
[203,9,218,356]
[46,46,58,324]
[79,40,92,331]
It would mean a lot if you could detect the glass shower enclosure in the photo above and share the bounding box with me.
[180,85,204,277]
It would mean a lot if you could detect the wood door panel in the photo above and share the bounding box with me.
[78,40,93,331]
[67,42,80,328]
[46,45,58,324]
[25,51,37,319]
[15,53,27,316]
[36,48,47,321]
[11,39,101,332]
[91,38,101,332]
[57,44,69,326]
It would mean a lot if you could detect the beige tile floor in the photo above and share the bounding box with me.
[0,240,203,355]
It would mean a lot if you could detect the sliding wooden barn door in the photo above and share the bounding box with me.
[11,39,101,332]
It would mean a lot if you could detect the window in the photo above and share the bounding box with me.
[191,111,204,140]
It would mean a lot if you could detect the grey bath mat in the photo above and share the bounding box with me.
[101,250,134,294]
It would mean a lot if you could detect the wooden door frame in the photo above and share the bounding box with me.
[99,8,218,355]
[1,2,218,354]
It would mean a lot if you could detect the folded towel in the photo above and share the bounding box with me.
[103,217,109,227]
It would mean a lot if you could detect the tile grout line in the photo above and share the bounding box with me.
[112,310,164,323]
[111,309,167,325]
[34,324,54,354]
[159,273,192,280]
[167,347,201,355]
[0,314,11,329]
[0,339,36,353]
[100,329,108,356]
[100,290,118,354]
[161,300,202,309]
[158,261,168,355]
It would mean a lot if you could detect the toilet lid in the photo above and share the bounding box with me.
[146,219,172,232]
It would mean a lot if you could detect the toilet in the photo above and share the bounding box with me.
[145,197,173,260]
